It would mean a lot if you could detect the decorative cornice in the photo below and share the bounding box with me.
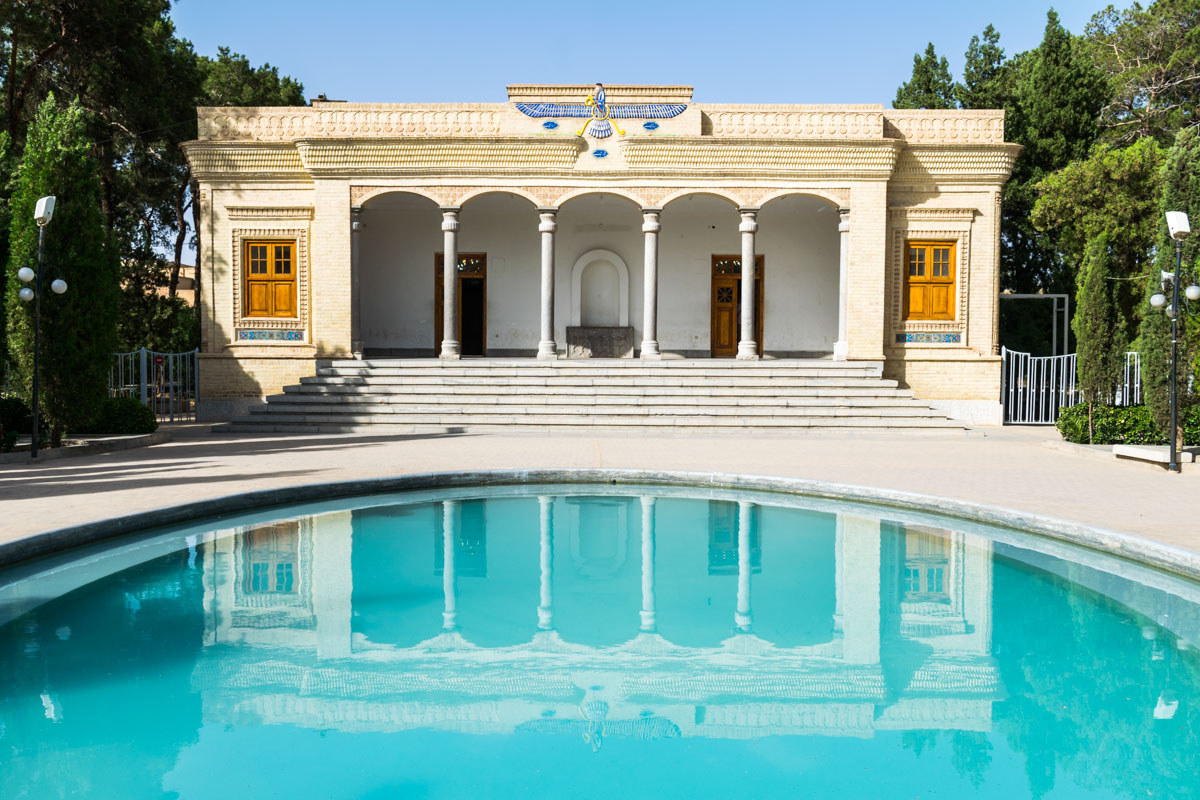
[507,84,693,104]
[295,138,585,176]
[883,110,1006,144]
[183,141,307,181]
[197,106,505,142]
[891,143,1021,185]
[702,109,885,139]
[621,137,901,177]
[888,207,978,222]
[227,206,314,220]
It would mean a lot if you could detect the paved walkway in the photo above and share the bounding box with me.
[1,424,1197,554]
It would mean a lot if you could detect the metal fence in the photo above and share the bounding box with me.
[110,348,199,423]
[1001,347,1142,424]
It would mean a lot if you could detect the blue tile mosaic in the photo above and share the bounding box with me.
[238,329,304,342]
[896,332,961,344]
[592,149,608,158]
[643,121,659,131]
[542,120,558,130]
[515,103,687,119]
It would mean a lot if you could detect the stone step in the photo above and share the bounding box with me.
[222,422,964,436]
[318,366,883,379]
[227,413,959,429]
[327,358,881,370]
[264,393,931,409]
[283,383,918,399]
[302,375,902,389]
[243,403,942,419]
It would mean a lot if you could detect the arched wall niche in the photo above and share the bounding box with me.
[571,249,630,327]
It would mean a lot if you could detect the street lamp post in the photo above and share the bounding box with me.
[1151,212,1197,472]
[16,196,63,460]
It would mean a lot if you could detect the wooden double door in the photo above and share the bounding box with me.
[434,253,487,356]
[710,255,764,357]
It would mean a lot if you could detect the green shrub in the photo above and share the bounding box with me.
[79,397,158,435]
[1056,403,1200,445]
[0,396,32,433]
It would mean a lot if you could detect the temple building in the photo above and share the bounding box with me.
[183,84,1019,426]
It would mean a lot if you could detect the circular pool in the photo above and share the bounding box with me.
[2,482,1197,798]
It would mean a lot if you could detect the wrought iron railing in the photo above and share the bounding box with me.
[1001,347,1142,424]
[110,348,198,423]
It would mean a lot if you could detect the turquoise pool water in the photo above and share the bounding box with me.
[1,486,1198,799]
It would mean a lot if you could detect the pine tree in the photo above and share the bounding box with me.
[1140,127,1200,448]
[4,96,119,446]
[1073,234,1125,442]
[957,25,1008,110]
[894,43,957,109]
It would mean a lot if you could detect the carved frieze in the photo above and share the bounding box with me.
[621,137,901,177]
[883,110,1006,144]
[701,107,885,139]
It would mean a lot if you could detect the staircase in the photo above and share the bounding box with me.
[221,359,965,434]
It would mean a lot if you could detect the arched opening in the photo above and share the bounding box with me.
[757,193,841,356]
[357,191,441,356]
[659,193,741,357]
[556,193,642,358]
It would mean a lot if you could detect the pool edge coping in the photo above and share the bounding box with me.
[7,468,1200,583]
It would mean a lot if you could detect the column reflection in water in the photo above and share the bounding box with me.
[441,499,458,632]
[537,496,554,631]
[125,492,1195,799]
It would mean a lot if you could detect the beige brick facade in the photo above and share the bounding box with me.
[183,85,1018,422]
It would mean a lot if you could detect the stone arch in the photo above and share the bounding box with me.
[458,187,542,209]
[757,188,845,211]
[355,186,444,208]
[660,188,743,209]
[571,248,629,327]
[554,187,646,209]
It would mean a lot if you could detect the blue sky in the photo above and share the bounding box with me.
[171,0,1111,106]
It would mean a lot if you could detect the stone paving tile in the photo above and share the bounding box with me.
[0,425,1197,556]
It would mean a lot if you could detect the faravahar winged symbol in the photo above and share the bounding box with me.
[514,83,687,139]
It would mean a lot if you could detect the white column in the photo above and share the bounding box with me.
[442,500,459,631]
[350,207,364,360]
[439,207,461,359]
[538,496,554,630]
[735,500,753,631]
[639,496,657,632]
[834,207,850,360]
[640,209,662,359]
[537,209,558,359]
[737,208,759,360]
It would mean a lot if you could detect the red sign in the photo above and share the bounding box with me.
[153,355,164,366]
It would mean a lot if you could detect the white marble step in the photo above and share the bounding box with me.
[327,358,881,370]
[283,383,918,399]
[264,393,931,409]
[302,375,902,389]
[243,404,942,419]
[227,413,959,428]
[318,366,883,379]
[223,421,965,435]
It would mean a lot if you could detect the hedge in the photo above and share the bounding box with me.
[1056,403,1200,445]
[77,397,158,435]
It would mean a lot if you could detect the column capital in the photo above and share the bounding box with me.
[738,207,758,233]
[440,206,460,232]
[538,209,558,233]
[350,206,364,233]
[838,206,851,232]
[641,208,662,233]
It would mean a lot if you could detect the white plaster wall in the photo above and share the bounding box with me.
[459,193,540,353]
[554,195,644,347]
[758,194,840,354]
[580,259,620,325]
[658,193,840,356]
[359,190,838,356]
[358,192,442,352]
[358,191,541,354]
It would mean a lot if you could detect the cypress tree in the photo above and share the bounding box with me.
[4,96,118,447]
[1139,127,1200,449]
[1073,234,1125,442]
[894,43,957,109]
[1003,11,1110,295]
[957,25,1008,110]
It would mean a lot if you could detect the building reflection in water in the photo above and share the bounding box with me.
[195,495,998,746]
